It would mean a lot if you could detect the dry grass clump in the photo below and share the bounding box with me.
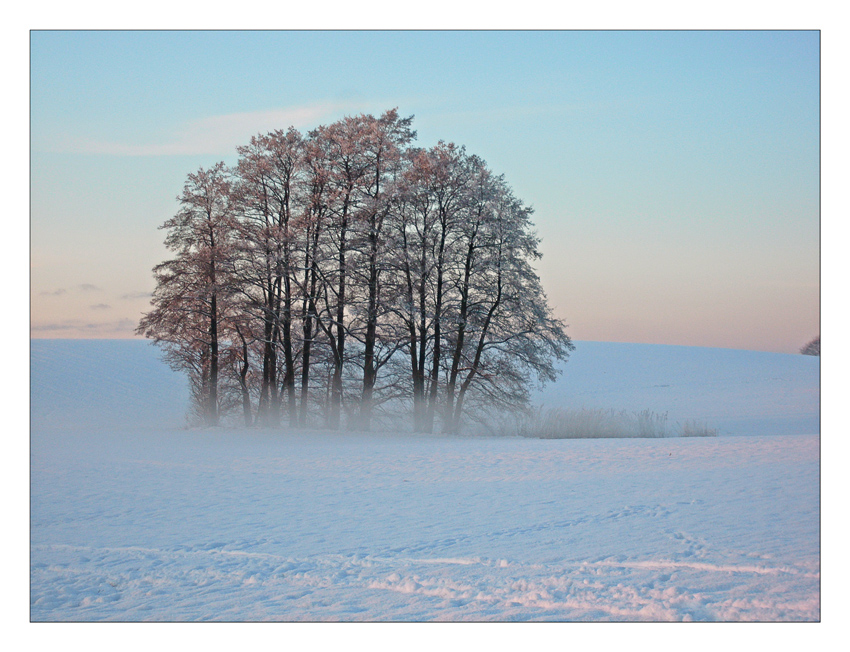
[678,419,719,438]
[501,407,718,439]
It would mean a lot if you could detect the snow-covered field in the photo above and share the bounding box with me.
[30,340,820,622]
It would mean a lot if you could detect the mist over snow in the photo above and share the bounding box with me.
[31,339,819,437]
[30,339,819,621]
[31,339,189,432]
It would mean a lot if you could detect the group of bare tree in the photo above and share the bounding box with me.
[138,109,573,433]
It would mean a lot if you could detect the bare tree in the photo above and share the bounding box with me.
[386,145,572,433]
[137,162,236,426]
[349,109,416,431]
[441,171,573,433]
[385,143,478,431]
[306,111,414,430]
[384,149,437,432]
[305,116,371,429]
[231,128,304,426]
[294,133,334,426]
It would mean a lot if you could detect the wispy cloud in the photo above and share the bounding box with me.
[120,291,152,300]
[40,288,66,296]
[56,102,351,157]
[90,303,111,310]
[78,284,102,292]
[31,318,137,337]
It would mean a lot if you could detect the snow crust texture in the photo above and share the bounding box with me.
[30,341,820,621]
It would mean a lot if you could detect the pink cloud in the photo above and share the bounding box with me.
[56,102,351,157]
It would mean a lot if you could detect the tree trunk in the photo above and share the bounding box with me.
[449,263,502,434]
[259,310,278,427]
[416,268,429,432]
[329,215,348,430]
[360,223,380,431]
[269,276,283,426]
[282,277,297,427]
[445,230,478,427]
[299,222,322,427]
[208,291,219,426]
[236,326,252,427]
[425,228,447,433]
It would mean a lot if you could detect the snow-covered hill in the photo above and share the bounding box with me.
[30,340,820,621]
[535,341,819,437]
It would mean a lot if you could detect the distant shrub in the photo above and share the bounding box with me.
[800,336,820,356]
[499,407,718,439]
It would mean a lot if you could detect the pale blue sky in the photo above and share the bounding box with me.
[30,30,820,352]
